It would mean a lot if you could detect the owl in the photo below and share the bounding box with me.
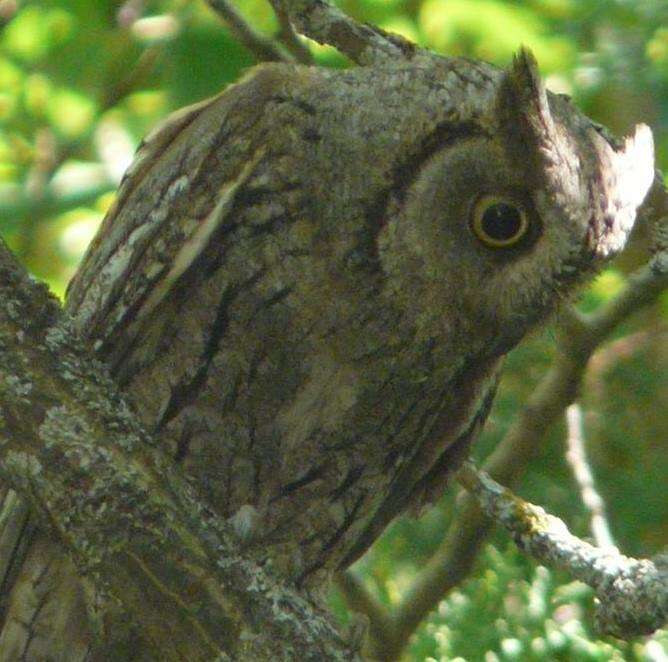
[65,50,653,586]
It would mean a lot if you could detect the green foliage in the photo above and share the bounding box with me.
[419,0,575,68]
[413,544,668,661]
[0,0,261,295]
[0,1,665,658]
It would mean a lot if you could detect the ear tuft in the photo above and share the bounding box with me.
[503,47,555,143]
[496,47,567,188]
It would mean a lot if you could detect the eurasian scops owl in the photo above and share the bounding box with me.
[65,50,654,585]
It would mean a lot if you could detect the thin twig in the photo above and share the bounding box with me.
[578,261,668,351]
[457,461,668,639]
[205,0,290,62]
[564,403,615,548]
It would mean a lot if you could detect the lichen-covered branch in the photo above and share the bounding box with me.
[0,238,356,660]
[457,462,668,639]
[275,0,420,65]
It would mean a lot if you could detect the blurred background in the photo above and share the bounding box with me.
[0,1,666,659]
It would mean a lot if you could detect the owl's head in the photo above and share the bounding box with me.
[380,49,654,357]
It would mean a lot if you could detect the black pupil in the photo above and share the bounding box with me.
[481,203,522,241]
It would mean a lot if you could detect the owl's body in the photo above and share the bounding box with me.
[66,53,652,584]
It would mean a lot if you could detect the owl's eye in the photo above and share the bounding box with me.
[471,196,529,248]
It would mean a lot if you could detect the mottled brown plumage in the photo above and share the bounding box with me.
[66,50,653,586]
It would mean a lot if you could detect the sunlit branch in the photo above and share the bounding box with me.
[564,403,615,548]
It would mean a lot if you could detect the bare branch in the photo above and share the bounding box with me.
[383,500,493,660]
[565,403,615,548]
[457,462,668,639]
[205,0,290,63]
[273,0,419,65]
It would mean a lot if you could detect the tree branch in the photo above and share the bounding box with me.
[457,462,668,639]
[564,403,615,548]
[0,238,356,660]
[274,0,420,65]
